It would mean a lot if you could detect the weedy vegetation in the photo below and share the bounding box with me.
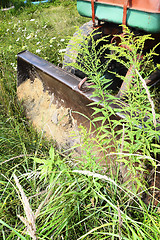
[0,0,160,239]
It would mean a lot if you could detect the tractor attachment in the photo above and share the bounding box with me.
[17,50,125,151]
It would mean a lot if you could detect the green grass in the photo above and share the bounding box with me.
[0,0,87,171]
[0,1,160,239]
[0,1,87,237]
[0,0,87,159]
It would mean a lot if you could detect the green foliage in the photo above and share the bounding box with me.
[0,219,25,239]
[66,24,160,204]
[0,0,13,8]
[34,146,63,180]
[66,26,160,160]
[3,146,159,239]
[0,0,24,8]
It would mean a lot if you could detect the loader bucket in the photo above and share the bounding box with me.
[17,50,121,152]
[17,51,160,154]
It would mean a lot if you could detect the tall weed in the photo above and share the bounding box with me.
[65,26,160,196]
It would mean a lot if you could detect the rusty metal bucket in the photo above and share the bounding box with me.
[17,50,160,149]
[17,51,126,152]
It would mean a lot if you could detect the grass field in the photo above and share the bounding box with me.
[0,1,160,239]
[0,0,86,161]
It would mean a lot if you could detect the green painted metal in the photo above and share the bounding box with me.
[77,0,160,33]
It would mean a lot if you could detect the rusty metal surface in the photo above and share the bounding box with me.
[84,0,160,13]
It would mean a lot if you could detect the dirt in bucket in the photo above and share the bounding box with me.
[17,77,81,151]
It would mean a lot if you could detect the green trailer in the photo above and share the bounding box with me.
[77,0,160,33]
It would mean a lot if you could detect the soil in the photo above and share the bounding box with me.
[17,77,80,151]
